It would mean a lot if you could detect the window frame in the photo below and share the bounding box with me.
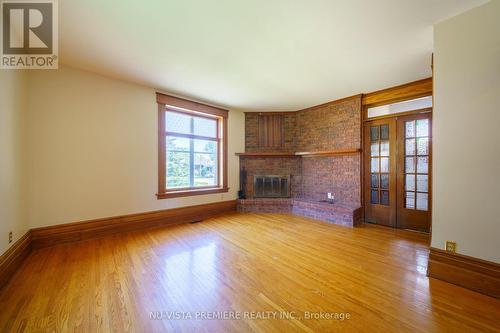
[156,93,228,199]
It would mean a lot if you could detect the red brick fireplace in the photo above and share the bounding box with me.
[237,95,363,227]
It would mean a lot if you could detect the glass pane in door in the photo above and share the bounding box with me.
[416,119,429,137]
[371,158,379,172]
[416,137,429,155]
[416,192,429,210]
[371,174,379,188]
[404,119,429,210]
[405,157,415,173]
[380,191,389,205]
[371,143,380,156]
[405,192,415,209]
[380,141,389,156]
[370,127,379,141]
[371,190,379,204]
[380,125,389,140]
[380,174,389,189]
[370,125,390,206]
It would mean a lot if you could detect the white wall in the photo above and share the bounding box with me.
[0,71,28,255]
[432,0,500,263]
[27,66,244,228]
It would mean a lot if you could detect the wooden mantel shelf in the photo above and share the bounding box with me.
[235,152,297,157]
[295,148,361,157]
[235,148,361,158]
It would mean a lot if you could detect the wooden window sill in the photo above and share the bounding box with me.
[157,187,229,199]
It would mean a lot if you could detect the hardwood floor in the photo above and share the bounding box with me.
[1,213,499,332]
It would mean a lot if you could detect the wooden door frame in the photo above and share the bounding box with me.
[360,77,433,230]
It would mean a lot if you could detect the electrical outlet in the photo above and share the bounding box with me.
[445,241,456,253]
[9,231,13,244]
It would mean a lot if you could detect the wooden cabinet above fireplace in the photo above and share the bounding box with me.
[244,112,296,153]
[257,114,284,149]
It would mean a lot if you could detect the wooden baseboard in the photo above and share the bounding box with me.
[427,247,500,299]
[31,200,237,249]
[0,232,32,290]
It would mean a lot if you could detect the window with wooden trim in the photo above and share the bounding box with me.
[156,93,228,199]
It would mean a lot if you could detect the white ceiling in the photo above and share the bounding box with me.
[59,0,487,111]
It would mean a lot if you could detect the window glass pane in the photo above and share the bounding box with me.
[417,156,429,174]
[194,153,217,186]
[371,142,380,157]
[371,158,379,172]
[417,175,428,192]
[166,111,191,134]
[380,190,389,205]
[406,192,415,209]
[380,125,389,140]
[370,126,379,141]
[167,151,190,188]
[380,157,389,172]
[416,137,429,155]
[405,121,415,138]
[371,190,379,204]
[380,141,389,157]
[371,174,379,189]
[194,117,217,138]
[405,157,415,173]
[405,139,415,156]
[380,174,389,189]
[194,139,217,153]
[416,192,428,211]
[166,135,219,189]
[167,136,190,151]
[405,174,415,191]
[416,119,429,137]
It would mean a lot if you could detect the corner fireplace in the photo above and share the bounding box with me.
[253,175,290,198]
